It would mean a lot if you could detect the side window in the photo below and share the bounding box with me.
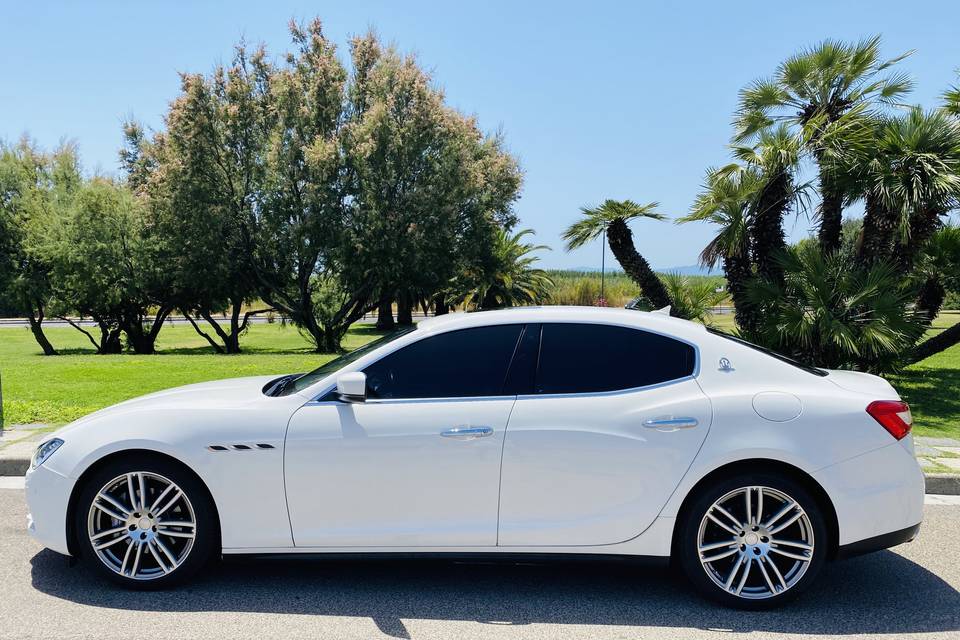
[363,325,524,399]
[535,323,695,394]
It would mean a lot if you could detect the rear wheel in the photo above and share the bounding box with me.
[677,472,828,609]
[74,455,217,589]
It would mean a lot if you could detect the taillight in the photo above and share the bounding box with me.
[866,400,913,440]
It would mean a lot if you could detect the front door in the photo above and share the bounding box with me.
[284,324,524,548]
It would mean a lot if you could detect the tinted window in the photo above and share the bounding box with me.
[535,323,695,394]
[363,325,524,399]
[279,327,417,395]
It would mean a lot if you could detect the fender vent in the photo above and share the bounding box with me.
[207,443,275,452]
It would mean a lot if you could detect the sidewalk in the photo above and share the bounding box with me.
[0,424,54,475]
[916,436,960,494]
[2,424,959,494]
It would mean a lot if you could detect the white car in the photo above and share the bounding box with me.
[24,307,924,608]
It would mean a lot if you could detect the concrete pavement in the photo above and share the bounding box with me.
[0,484,958,639]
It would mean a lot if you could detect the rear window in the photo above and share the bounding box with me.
[535,323,696,394]
[707,328,828,376]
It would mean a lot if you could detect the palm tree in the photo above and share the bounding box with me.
[735,36,913,253]
[732,124,805,286]
[660,272,725,324]
[450,228,554,310]
[679,167,759,333]
[562,199,672,310]
[746,244,925,373]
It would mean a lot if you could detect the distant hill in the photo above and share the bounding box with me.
[564,264,716,276]
[655,264,716,276]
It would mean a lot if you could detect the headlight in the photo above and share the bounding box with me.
[31,438,64,469]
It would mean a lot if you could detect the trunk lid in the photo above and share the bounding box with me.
[824,369,900,399]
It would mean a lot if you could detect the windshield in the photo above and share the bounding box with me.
[276,326,417,396]
[707,328,828,377]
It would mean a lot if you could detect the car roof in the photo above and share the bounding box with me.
[416,306,707,341]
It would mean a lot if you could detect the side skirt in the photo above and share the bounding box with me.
[221,551,671,568]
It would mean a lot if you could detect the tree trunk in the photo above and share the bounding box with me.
[375,299,395,329]
[396,293,414,326]
[122,306,173,355]
[433,293,449,316]
[723,252,757,337]
[916,276,946,325]
[751,169,788,286]
[859,191,896,267]
[606,217,673,311]
[319,326,343,353]
[27,304,57,356]
[908,320,960,365]
[186,310,226,354]
[817,167,843,254]
[898,207,942,272]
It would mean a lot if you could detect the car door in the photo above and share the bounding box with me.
[497,322,711,547]
[284,324,523,548]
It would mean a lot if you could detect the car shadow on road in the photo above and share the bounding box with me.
[30,550,959,638]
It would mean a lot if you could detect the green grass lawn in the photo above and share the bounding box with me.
[893,311,960,439]
[0,322,383,426]
[2,312,959,440]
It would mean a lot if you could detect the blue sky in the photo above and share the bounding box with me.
[3,1,959,269]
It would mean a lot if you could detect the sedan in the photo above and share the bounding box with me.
[24,306,924,608]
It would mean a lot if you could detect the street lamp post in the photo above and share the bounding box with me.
[599,226,606,306]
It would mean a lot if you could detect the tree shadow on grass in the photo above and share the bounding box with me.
[30,550,960,638]
[894,365,960,437]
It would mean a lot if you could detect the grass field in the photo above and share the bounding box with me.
[0,323,383,426]
[1,311,959,440]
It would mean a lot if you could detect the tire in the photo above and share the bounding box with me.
[74,454,218,589]
[677,471,828,609]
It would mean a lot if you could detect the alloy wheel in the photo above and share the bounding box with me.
[86,471,198,581]
[696,485,815,600]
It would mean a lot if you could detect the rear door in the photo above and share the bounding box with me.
[498,322,711,546]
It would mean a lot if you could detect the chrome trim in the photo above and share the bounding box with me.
[440,426,494,439]
[301,320,701,402]
[642,416,699,430]
[514,374,699,401]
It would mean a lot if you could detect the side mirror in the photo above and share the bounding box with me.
[336,372,367,403]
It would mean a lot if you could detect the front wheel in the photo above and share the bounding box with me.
[74,455,217,588]
[677,472,828,609]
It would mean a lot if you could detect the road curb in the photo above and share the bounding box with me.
[925,473,960,496]
[0,458,29,476]
[1,453,959,495]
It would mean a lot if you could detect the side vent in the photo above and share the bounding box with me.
[208,443,276,452]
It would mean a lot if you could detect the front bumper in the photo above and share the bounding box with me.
[24,464,74,556]
[813,440,924,548]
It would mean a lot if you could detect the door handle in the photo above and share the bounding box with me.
[642,416,699,431]
[441,426,493,440]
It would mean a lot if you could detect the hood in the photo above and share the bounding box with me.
[56,375,283,435]
[824,369,900,399]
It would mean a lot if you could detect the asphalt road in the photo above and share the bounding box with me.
[1,486,958,640]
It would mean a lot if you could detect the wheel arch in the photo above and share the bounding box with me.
[670,458,840,561]
[65,448,221,557]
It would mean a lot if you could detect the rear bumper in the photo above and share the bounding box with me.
[835,522,921,560]
[813,441,925,547]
